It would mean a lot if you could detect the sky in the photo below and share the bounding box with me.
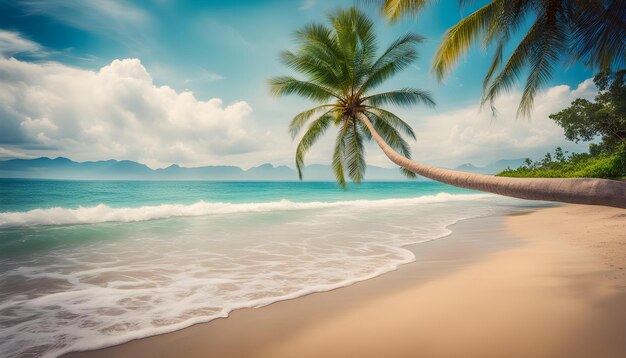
[0,0,599,169]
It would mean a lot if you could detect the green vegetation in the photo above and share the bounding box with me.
[498,145,625,178]
[499,71,626,179]
[269,8,434,187]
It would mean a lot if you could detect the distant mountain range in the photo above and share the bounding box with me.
[0,157,526,180]
[452,159,527,175]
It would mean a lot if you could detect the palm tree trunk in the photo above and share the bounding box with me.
[358,114,626,209]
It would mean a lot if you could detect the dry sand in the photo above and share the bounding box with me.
[68,205,626,358]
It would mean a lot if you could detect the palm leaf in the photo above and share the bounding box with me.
[294,23,341,61]
[569,0,626,72]
[344,121,366,183]
[279,51,341,89]
[517,12,567,117]
[333,130,347,188]
[289,105,336,139]
[366,88,435,108]
[358,119,373,140]
[358,33,423,94]
[399,167,417,179]
[365,106,416,139]
[482,39,504,92]
[431,0,500,81]
[295,114,333,179]
[481,20,541,112]
[269,76,340,101]
[365,111,412,158]
[362,111,416,179]
[378,0,435,23]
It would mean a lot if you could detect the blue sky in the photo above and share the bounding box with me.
[0,0,598,168]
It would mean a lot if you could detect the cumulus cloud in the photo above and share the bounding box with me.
[381,80,599,167]
[0,53,600,170]
[0,57,258,168]
[297,79,599,170]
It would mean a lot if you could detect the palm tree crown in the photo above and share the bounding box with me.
[269,7,434,187]
[376,0,625,117]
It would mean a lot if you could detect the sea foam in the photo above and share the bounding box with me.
[0,191,519,358]
[0,192,494,228]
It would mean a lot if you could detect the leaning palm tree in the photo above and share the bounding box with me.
[270,8,434,186]
[376,0,625,117]
[270,7,626,208]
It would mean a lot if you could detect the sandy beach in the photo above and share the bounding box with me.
[68,204,626,358]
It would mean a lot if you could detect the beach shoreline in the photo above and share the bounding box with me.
[67,204,626,358]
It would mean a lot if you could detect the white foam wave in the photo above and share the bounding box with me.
[0,191,522,358]
[0,193,494,228]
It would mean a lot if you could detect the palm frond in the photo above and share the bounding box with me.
[294,23,341,59]
[279,51,341,89]
[332,130,347,188]
[375,33,425,66]
[363,110,415,179]
[344,121,366,183]
[482,39,504,92]
[364,111,413,158]
[330,9,360,88]
[481,0,523,49]
[289,105,336,139]
[295,115,334,179]
[517,12,568,117]
[569,0,626,72]
[481,20,541,112]
[373,0,624,117]
[269,76,340,101]
[352,7,378,73]
[291,20,349,92]
[358,33,423,94]
[379,0,435,23]
[365,106,416,139]
[358,119,373,140]
[366,88,435,108]
[399,167,417,179]
[431,0,500,81]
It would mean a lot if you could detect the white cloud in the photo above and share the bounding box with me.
[0,146,35,160]
[374,79,599,167]
[289,79,599,170]
[0,57,259,168]
[0,30,44,57]
[570,77,597,98]
[0,52,600,170]
[257,79,600,171]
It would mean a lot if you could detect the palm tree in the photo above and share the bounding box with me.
[270,8,435,186]
[376,0,625,117]
[270,7,626,208]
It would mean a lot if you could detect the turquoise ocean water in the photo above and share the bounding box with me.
[0,179,544,357]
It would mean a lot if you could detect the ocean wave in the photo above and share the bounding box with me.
[0,191,512,358]
[0,192,494,228]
